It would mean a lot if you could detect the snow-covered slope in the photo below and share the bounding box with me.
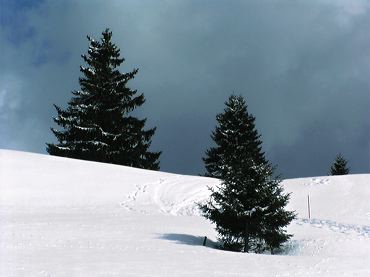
[0,150,216,215]
[1,150,369,277]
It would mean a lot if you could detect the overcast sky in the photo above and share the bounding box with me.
[1,0,369,178]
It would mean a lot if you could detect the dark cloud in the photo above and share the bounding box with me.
[1,0,369,177]
[269,115,370,178]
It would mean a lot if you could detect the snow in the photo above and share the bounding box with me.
[54,145,71,151]
[0,149,369,277]
[76,103,98,111]
[73,125,96,131]
[57,115,78,123]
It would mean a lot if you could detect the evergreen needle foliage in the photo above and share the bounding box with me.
[201,95,295,254]
[330,153,350,175]
[47,29,160,169]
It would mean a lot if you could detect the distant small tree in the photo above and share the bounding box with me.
[200,95,295,254]
[330,154,350,175]
[47,29,161,170]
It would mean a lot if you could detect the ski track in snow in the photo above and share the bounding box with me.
[296,218,370,238]
[307,178,330,186]
[120,176,210,216]
[120,183,149,212]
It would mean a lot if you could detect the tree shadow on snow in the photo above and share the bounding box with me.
[158,233,301,255]
[158,233,218,248]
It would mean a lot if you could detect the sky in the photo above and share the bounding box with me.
[0,0,369,178]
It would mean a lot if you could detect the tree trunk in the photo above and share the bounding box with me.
[243,221,249,252]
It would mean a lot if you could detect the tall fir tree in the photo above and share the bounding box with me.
[200,95,295,253]
[47,29,160,170]
[330,153,350,175]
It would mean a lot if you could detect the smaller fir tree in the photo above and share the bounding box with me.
[200,95,295,254]
[330,153,350,175]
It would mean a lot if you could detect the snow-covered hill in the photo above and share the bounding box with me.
[1,150,369,277]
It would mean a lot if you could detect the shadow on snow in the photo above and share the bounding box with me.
[158,233,218,248]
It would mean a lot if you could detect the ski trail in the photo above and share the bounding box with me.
[153,177,169,214]
[296,218,370,238]
[120,184,148,211]
[120,176,211,216]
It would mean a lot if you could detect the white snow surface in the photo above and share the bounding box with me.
[0,150,369,277]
